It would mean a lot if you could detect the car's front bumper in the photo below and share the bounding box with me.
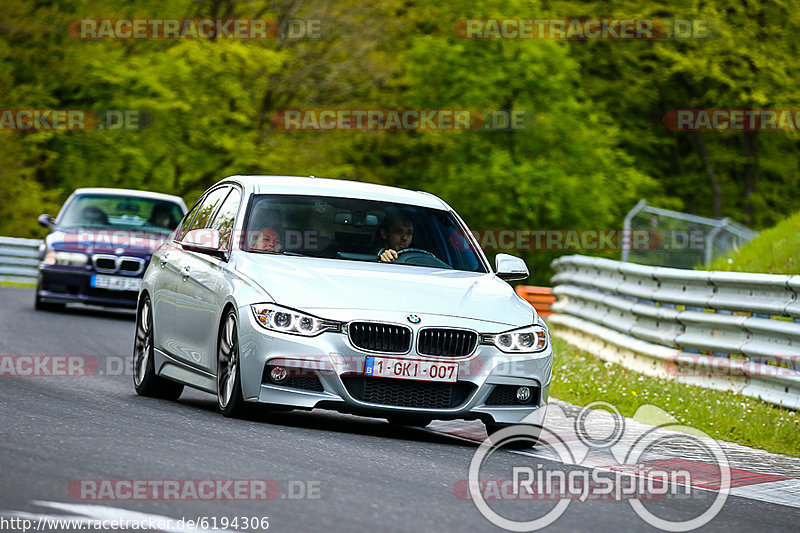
[236,306,552,426]
[37,265,141,309]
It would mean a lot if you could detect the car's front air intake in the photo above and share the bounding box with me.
[341,377,475,409]
[417,328,478,357]
[348,322,411,353]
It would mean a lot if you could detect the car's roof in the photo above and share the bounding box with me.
[72,188,187,207]
[221,175,449,210]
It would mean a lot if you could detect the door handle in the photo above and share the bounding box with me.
[182,265,190,281]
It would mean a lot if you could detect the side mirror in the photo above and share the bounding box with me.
[495,253,529,281]
[38,214,54,228]
[182,229,226,259]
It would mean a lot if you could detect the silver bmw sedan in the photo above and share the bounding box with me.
[134,175,551,441]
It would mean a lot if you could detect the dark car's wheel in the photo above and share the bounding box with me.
[34,283,65,312]
[484,422,541,449]
[133,296,184,399]
[217,309,247,417]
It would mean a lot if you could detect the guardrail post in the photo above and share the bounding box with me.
[621,200,647,262]
[704,217,730,265]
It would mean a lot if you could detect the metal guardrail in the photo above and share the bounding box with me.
[0,236,42,284]
[549,255,800,409]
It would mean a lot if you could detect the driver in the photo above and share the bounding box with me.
[148,204,175,229]
[378,211,414,262]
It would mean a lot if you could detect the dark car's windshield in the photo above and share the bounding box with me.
[243,195,486,273]
[58,194,185,232]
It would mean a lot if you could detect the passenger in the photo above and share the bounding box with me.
[249,206,283,252]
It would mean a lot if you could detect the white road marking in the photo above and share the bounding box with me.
[728,479,800,509]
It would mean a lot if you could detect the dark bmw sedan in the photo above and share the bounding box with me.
[35,188,187,311]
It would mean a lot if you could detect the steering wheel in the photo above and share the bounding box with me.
[395,247,434,259]
[393,248,450,268]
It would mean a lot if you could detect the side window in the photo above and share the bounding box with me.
[209,188,241,250]
[178,199,202,239]
[187,187,229,234]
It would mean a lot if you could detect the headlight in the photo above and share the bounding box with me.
[484,325,548,353]
[251,304,341,337]
[43,250,88,266]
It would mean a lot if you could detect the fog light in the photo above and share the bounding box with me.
[270,365,288,384]
[516,386,531,403]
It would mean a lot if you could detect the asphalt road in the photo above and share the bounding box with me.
[0,286,797,532]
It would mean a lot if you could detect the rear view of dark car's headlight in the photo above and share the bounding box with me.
[483,325,548,353]
[251,303,341,337]
[43,250,88,266]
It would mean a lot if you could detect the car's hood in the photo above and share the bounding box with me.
[235,254,535,327]
[46,227,169,255]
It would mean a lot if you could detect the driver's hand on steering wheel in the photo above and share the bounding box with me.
[380,249,398,262]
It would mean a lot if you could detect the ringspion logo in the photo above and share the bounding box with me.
[466,402,730,531]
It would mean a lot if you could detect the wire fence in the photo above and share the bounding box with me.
[622,200,758,268]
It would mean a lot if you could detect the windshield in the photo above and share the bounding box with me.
[242,195,487,273]
[58,194,185,232]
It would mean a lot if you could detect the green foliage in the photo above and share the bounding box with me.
[1,0,797,283]
[707,210,800,274]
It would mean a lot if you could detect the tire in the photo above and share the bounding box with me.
[34,283,65,312]
[484,422,541,449]
[217,309,248,417]
[133,296,184,400]
[387,416,433,427]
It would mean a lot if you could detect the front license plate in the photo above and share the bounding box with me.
[364,356,458,383]
[91,274,142,292]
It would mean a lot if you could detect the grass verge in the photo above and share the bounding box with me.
[707,210,799,273]
[549,336,800,458]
